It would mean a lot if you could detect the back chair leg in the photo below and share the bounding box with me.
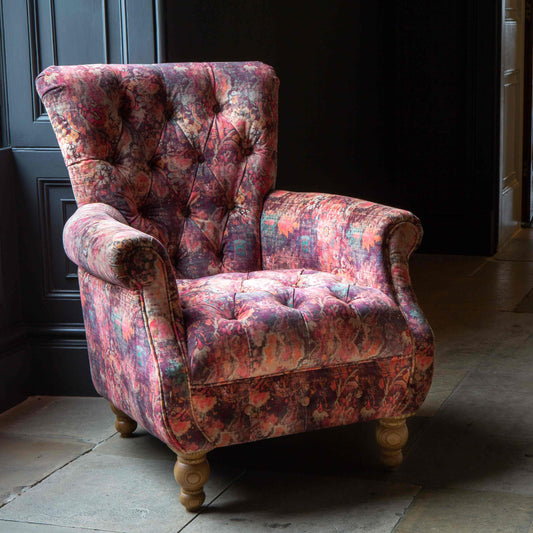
[174,451,210,512]
[110,403,137,438]
[376,416,408,470]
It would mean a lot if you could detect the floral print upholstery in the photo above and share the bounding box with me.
[37,62,434,454]
[37,62,278,279]
[177,269,414,385]
[261,191,434,407]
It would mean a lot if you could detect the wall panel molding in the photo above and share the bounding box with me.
[12,149,83,326]
[38,177,78,300]
[2,0,165,148]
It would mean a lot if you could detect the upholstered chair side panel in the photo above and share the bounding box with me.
[189,354,413,447]
[387,222,434,410]
[62,203,211,453]
[79,269,211,453]
[78,268,171,443]
[261,191,419,292]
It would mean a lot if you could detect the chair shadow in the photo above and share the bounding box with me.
[199,411,532,514]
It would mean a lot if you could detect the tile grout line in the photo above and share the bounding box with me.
[390,484,423,533]
[0,431,119,510]
[0,517,123,533]
[176,468,248,533]
[466,257,491,277]
[0,430,109,445]
[409,366,470,447]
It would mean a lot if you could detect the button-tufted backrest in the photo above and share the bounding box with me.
[36,62,279,279]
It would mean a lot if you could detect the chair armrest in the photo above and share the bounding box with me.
[261,190,434,408]
[261,190,421,294]
[64,203,209,451]
[63,203,172,291]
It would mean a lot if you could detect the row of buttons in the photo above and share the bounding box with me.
[195,145,253,163]
[164,102,222,121]
[144,146,254,168]
[181,201,237,218]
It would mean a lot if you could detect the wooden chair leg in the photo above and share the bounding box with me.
[110,403,137,438]
[376,416,408,470]
[174,451,210,512]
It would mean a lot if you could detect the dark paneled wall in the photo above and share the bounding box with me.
[0,0,164,409]
[0,149,27,411]
[166,0,501,254]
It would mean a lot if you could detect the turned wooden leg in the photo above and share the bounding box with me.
[110,403,137,438]
[376,416,408,470]
[174,452,210,512]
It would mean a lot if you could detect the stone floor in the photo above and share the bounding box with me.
[2,229,533,532]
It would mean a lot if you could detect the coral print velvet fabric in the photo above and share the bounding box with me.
[37,62,434,454]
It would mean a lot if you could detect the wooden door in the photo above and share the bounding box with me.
[500,0,526,246]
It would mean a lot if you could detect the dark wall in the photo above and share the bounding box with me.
[166,0,501,254]
[0,148,27,411]
[0,0,165,410]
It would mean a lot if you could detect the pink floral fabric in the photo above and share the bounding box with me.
[261,191,434,405]
[37,62,278,279]
[37,62,434,455]
[177,269,414,385]
[190,355,413,447]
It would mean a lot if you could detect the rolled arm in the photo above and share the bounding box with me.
[261,190,434,407]
[64,203,210,452]
[63,202,173,291]
[261,190,422,295]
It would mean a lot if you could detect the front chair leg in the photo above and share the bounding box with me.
[110,403,137,438]
[174,452,210,512]
[376,416,408,470]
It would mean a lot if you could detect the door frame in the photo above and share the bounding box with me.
[523,0,533,224]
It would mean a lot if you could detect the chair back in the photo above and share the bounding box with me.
[37,62,279,278]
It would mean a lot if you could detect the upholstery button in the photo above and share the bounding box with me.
[197,154,205,163]
[118,105,129,119]
[244,405,253,416]
[243,145,253,157]
[227,200,235,210]
[300,396,310,407]
[183,205,191,217]
[212,103,221,114]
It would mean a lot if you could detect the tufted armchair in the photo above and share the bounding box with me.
[36,62,434,512]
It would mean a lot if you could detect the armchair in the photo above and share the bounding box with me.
[36,62,433,512]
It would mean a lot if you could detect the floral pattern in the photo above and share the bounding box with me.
[261,191,434,406]
[37,62,278,279]
[177,269,414,385]
[37,62,434,454]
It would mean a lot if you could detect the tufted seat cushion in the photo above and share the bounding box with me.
[177,269,414,385]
